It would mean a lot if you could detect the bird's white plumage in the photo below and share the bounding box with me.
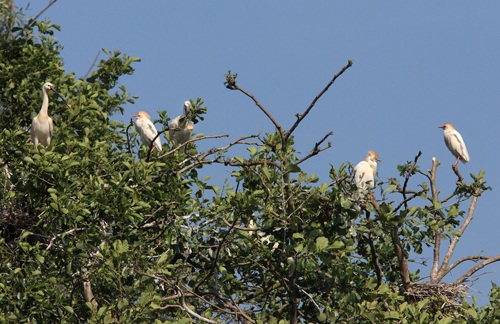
[353,151,381,194]
[439,123,469,166]
[31,82,56,148]
[133,111,162,152]
[169,101,193,145]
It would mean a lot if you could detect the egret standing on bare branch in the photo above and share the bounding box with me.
[31,82,71,148]
[353,151,381,194]
[438,123,469,168]
[132,111,162,152]
[169,101,194,145]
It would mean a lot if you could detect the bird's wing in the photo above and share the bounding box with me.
[169,116,180,142]
[31,117,38,142]
[47,117,53,147]
[142,120,159,148]
[450,130,469,163]
[48,117,53,137]
[170,115,180,129]
[353,161,374,189]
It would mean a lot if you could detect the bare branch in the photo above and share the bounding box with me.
[293,131,333,166]
[437,181,482,282]
[225,75,284,140]
[445,255,491,275]
[175,133,261,174]
[83,50,101,79]
[452,163,464,183]
[225,158,281,169]
[286,60,353,141]
[155,134,230,160]
[429,157,441,284]
[146,129,167,162]
[402,151,422,211]
[13,0,57,39]
[454,255,500,285]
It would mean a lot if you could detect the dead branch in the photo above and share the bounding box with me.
[445,255,492,275]
[402,151,422,211]
[146,129,167,162]
[429,157,441,284]
[155,134,230,160]
[13,0,57,39]
[225,73,284,140]
[83,50,101,79]
[454,255,500,285]
[286,60,353,141]
[437,181,482,282]
[175,133,261,174]
[293,131,333,166]
[452,163,464,183]
[225,158,281,169]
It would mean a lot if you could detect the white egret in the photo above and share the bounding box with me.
[169,101,194,145]
[353,151,381,194]
[31,82,71,148]
[132,111,162,152]
[438,123,469,167]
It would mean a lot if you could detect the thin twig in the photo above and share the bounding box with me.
[230,85,284,140]
[146,129,166,162]
[293,131,333,166]
[175,133,261,174]
[13,0,57,39]
[286,60,353,141]
[454,255,500,285]
[83,50,101,79]
[155,134,230,160]
[402,151,422,211]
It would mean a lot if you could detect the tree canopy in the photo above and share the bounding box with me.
[1,2,499,323]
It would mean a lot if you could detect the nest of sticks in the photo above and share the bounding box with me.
[403,282,470,308]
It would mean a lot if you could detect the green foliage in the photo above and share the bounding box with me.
[0,2,498,323]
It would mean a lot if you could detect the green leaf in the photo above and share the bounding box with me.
[438,317,452,324]
[316,236,328,252]
[298,171,307,182]
[63,306,74,314]
[285,164,301,173]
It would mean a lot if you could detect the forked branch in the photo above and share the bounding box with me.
[224,71,284,140]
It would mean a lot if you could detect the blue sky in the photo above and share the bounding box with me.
[17,1,500,306]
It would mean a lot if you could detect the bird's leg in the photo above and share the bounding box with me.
[454,156,460,168]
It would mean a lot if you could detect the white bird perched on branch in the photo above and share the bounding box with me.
[169,101,194,145]
[132,111,162,152]
[353,151,381,194]
[31,82,71,148]
[438,123,469,168]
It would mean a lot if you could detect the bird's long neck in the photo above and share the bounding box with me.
[39,90,50,121]
[367,158,377,175]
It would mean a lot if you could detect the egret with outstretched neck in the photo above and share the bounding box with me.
[438,123,469,168]
[169,101,194,145]
[132,111,162,152]
[31,82,71,148]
